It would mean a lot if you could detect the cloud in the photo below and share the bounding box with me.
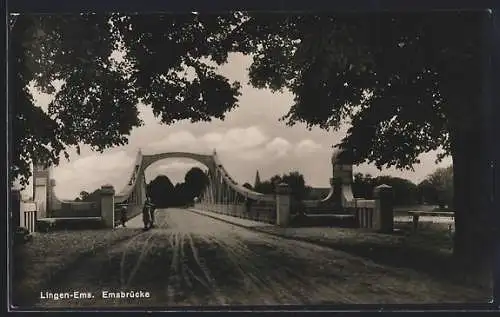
[143,126,269,156]
[144,131,198,153]
[265,137,292,158]
[201,126,268,152]
[156,161,206,171]
[294,139,323,156]
[51,150,135,199]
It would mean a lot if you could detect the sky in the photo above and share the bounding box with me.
[20,53,452,200]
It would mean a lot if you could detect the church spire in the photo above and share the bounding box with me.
[254,170,261,188]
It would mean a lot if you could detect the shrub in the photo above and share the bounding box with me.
[36,218,106,232]
[13,227,32,246]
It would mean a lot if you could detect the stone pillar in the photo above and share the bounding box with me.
[100,185,115,228]
[33,177,48,218]
[48,179,61,216]
[373,184,394,233]
[275,183,291,227]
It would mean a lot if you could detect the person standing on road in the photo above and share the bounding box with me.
[148,199,156,228]
[120,205,128,227]
[142,196,152,230]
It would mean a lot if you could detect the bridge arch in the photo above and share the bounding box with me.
[141,152,216,172]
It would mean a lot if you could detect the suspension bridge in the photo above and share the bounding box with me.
[19,148,394,233]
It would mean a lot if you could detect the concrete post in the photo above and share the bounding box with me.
[373,184,394,233]
[100,184,115,228]
[275,183,291,227]
[33,176,48,218]
[48,179,61,216]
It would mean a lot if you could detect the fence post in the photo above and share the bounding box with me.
[275,183,291,227]
[11,189,21,227]
[11,190,21,243]
[373,184,394,233]
[100,185,115,228]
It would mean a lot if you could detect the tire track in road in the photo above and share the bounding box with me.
[185,232,226,305]
[231,232,359,304]
[166,230,182,305]
[202,234,281,305]
[215,235,310,304]
[190,210,358,304]
[120,211,168,291]
[179,232,193,289]
[125,231,158,288]
[119,233,145,288]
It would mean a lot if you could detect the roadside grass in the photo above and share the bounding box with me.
[253,220,489,295]
[12,228,142,307]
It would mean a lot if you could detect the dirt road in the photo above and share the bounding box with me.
[34,208,484,308]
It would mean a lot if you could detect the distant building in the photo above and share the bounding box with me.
[254,170,261,188]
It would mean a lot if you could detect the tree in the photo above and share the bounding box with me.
[352,173,374,199]
[10,13,242,187]
[242,182,253,190]
[417,179,439,205]
[352,173,418,205]
[254,172,310,201]
[75,189,101,202]
[281,171,311,201]
[425,166,454,208]
[184,167,209,199]
[254,180,275,195]
[373,176,418,206]
[234,11,493,280]
[172,182,190,206]
[78,191,90,201]
[147,175,175,207]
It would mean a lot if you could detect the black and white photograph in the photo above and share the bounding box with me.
[9,10,496,309]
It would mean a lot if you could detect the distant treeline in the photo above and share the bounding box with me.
[75,166,453,208]
[245,167,453,207]
[351,166,453,207]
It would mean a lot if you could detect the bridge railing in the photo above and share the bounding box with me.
[50,201,100,218]
[194,201,277,225]
[20,201,37,233]
[343,185,394,232]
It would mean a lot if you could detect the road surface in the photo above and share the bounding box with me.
[35,208,482,308]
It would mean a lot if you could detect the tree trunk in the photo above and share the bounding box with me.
[446,12,495,291]
[450,128,494,290]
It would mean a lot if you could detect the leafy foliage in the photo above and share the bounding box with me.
[242,182,253,190]
[111,13,244,125]
[230,11,491,266]
[74,189,102,203]
[11,13,244,187]
[147,175,175,207]
[11,15,141,186]
[184,167,208,198]
[254,171,311,201]
[236,12,485,169]
[146,167,209,207]
[421,166,454,208]
[352,173,418,206]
